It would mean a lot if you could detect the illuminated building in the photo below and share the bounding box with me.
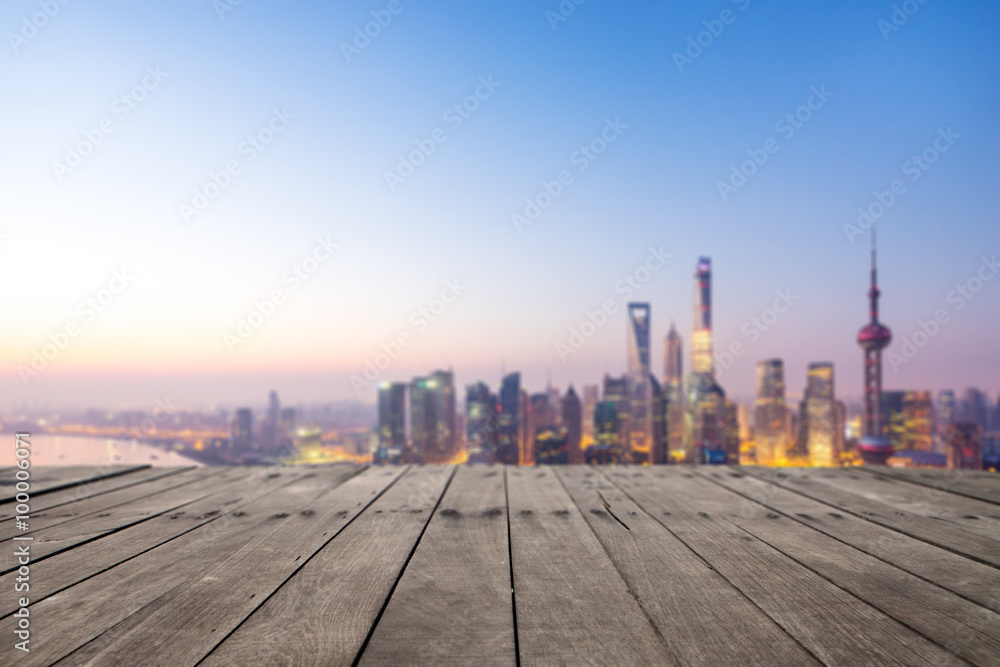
[231,408,253,454]
[649,375,667,464]
[753,359,787,465]
[528,392,555,463]
[377,382,407,464]
[627,302,652,463]
[856,227,894,464]
[497,373,521,465]
[806,362,837,467]
[936,390,955,452]
[603,374,630,462]
[561,386,583,464]
[664,323,685,462]
[686,257,726,462]
[589,400,619,464]
[722,400,740,464]
[582,384,599,446]
[520,389,532,465]
[534,426,569,465]
[409,370,457,464]
[880,391,905,449]
[961,387,989,431]
[465,382,497,464]
[902,390,933,452]
[947,422,982,470]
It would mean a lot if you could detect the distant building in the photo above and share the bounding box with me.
[561,386,583,464]
[409,370,457,464]
[377,383,407,464]
[603,374,630,463]
[265,390,280,453]
[649,375,668,465]
[806,363,838,466]
[664,323,686,462]
[902,391,933,451]
[497,373,521,465]
[881,391,906,449]
[534,426,569,465]
[589,400,619,464]
[582,384,599,447]
[627,302,652,463]
[754,359,788,465]
[465,381,497,464]
[722,400,740,465]
[232,408,253,454]
[961,387,989,431]
[947,422,982,470]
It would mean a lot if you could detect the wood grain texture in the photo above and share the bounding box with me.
[200,465,453,667]
[858,466,1000,506]
[604,467,964,667]
[742,466,1000,568]
[0,466,191,522]
[359,465,516,666]
[0,465,374,667]
[506,467,675,666]
[0,467,319,618]
[697,468,1000,615]
[556,466,819,666]
[0,465,149,503]
[689,469,1000,666]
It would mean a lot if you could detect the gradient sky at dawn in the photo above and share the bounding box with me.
[2,0,998,410]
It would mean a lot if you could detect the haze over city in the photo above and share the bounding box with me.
[2,0,998,413]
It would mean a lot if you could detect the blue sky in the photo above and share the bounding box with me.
[1,0,998,409]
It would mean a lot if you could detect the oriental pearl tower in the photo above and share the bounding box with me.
[856,225,894,465]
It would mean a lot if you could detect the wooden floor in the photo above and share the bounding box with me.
[2,464,999,666]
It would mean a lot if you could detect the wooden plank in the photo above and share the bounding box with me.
[801,468,1000,541]
[687,469,1000,666]
[1,466,220,539]
[0,465,381,666]
[742,467,1000,568]
[555,466,819,666]
[0,465,149,503]
[859,466,1000,506]
[604,468,964,667]
[0,467,239,571]
[359,465,516,666]
[190,465,454,667]
[506,466,674,666]
[0,466,193,522]
[696,467,1000,615]
[0,466,337,618]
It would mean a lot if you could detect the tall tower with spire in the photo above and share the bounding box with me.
[856,226,894,465]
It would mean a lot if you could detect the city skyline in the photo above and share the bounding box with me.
[2,1,998,412]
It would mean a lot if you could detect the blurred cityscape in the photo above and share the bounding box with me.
[4,256,997,471]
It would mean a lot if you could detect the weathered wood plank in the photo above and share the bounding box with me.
[0,467,241,572]
[0,466,193,522]
[697,467,1000,615]
[0,465,379,666]
[198,465,454,667]
[555,466,819,666]
[0,466,220,540]
[359,465,516,666]
[59,465,417,667]
[688,469,1000,666]
[859,466,1000,506]
[742,466,1000,568]
[801,468,1000,541]
[0,465,149,503]
[604,467,964,667]
[506,466,674,666]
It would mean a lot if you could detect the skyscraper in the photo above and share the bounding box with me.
[649,375,667,465]
[961,387,989,431]
[603,374,630,462]
[627,302,652,463]
[497,373,521,465]
[561,386,583,464]
[947,422,982,470]
[581,384,599,448]
[232,408,253,454]
[265,390,280,453]
[664,323,685,462]
[805,362,837,466]
[465,381,497,464]
[754,359,787,466]
[377,382,407,464]
[409,370,457,464]
[691,257,713,375]
[936,390,955,452]
[686,257,726,462]
[856,228,894,464]
[591,400,619,464]
[902,391,933,451]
